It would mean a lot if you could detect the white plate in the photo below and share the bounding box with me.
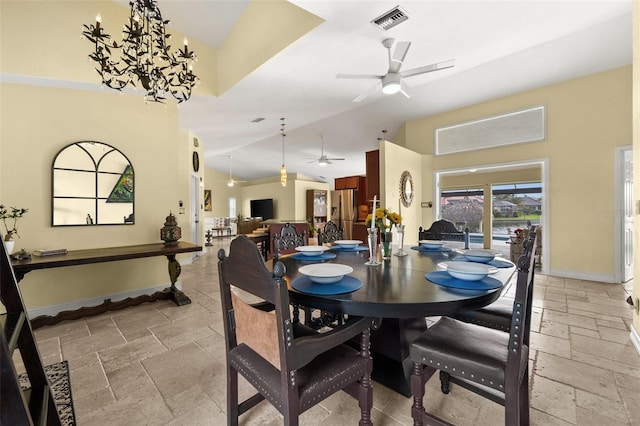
[295,245,331,256]
[419,240,445,249]
[298,263,354,284]
[437,261,495,281]
[333,240,363,249]
[456,249,501,263]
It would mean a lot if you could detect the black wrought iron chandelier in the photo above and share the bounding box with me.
[82,0,198,104]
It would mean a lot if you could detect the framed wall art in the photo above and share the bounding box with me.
[204,189,212,211]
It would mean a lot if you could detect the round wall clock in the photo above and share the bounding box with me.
[192,151,200,172]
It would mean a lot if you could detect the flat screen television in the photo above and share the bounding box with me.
[250,198,274,220]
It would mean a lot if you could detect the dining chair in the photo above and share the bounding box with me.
[272,222,308,259]
[448,226,537,334]
[418,219,465,241]
[317,220,344,244]
[217,235,374,426]
[409,231,538,425]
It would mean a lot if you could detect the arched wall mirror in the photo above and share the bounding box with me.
[52,141,134,226]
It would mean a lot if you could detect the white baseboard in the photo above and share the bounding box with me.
[631,325,640,356]
[547,268,616,283]
[26,280,178,320]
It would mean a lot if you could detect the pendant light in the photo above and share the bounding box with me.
[280,118,287,187]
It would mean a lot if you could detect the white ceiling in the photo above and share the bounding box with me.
[159,1,632,184]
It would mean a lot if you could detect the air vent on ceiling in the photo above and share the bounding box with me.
[371,6,408,31]
[251,117,265,123]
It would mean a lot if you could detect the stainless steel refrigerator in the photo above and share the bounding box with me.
[330,190,357,240]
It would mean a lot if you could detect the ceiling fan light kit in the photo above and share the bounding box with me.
[337,38,454,102]
[381,74,401,94]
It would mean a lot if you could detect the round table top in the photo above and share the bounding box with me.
[279,247,516,319]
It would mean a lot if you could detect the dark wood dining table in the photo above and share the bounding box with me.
[278,247,516,397]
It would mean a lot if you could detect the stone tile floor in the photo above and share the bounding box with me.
[28,237,640,425]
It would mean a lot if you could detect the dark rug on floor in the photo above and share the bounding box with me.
[19,360,76,425]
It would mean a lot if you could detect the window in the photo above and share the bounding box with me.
[228,197,236,218]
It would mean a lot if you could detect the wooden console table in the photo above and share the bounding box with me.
[9,242,202,329]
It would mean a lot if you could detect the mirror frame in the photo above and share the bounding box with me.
[52,141,135,226]
[400,170,414,208]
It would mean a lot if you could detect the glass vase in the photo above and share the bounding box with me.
[381,231,392,259]
[365,227,379,266]
[394,225,407,256]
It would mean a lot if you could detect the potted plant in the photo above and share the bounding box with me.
[306,217,317,238]
[0,204,28,254]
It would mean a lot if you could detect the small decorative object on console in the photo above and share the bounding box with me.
[33,248,68,257]
[11,249,32,261]
[160,212,181,245]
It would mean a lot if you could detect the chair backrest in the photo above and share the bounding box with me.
[272,222,307,258]
[217,236,291,370]
[418,219,465,242]
[317,220,343,244]
[506,226,537,385]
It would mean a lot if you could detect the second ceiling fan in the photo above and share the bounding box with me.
[337,38,455,102]
[308,134,344,166]
[222,155,247,187]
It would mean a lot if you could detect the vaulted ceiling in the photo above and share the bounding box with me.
[151,1,632,184]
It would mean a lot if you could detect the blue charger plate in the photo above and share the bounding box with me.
[330,245,369,252]
[425,271,502,290]
[291,252,337,261]
[291,275,362,295]
[411,246,452,253]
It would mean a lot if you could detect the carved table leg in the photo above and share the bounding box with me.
[166,254,191,306]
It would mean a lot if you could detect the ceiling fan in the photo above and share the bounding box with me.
[307,134,345,166]
[337,38,455,102]
[220,156,247,187]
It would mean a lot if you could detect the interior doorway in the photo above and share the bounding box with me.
[190,174,202,260]
[616,146,633,283]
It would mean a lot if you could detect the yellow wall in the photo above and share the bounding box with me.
[203,167,244,219]
[405,66,632,281]
[440,168,542,189]
[0,83,191,308]
[380,141,422,244]
[216,0,323,94]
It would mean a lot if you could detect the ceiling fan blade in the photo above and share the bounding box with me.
[336,73,383,80]
[401,59,455,79]
[399,80,410,99]
[389,41,410,73]
[327,157,345,161]
[352,82,380,102]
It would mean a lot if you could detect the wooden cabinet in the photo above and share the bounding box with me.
[307,190,328,225]
[353,222,369,242]
[334,175,364,191]
[334,175,367,209]
[366,150,380,202]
